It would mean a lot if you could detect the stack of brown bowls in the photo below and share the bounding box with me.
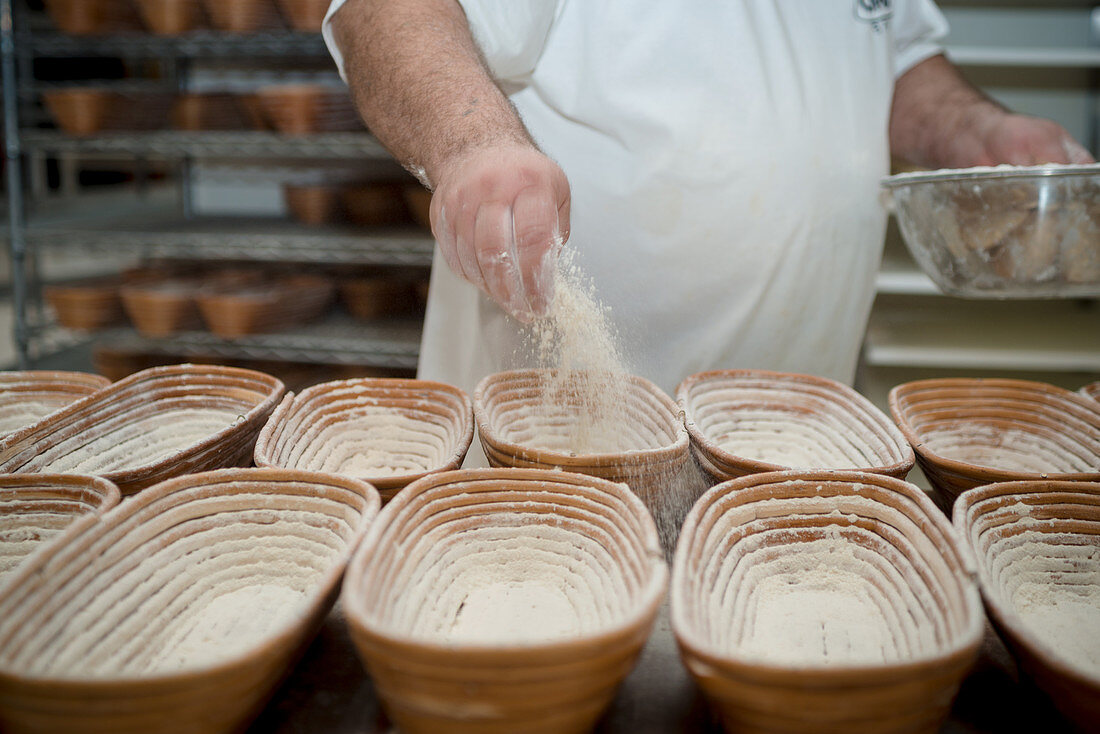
[275,0,329,31]
[0,371,110,436]
[678,369,914,483]
[201,0,283,32]
[0,468,380,734]
[134,0,204,34]
[890,378,1100,512]
[254,377,474,503]
[171,94,251,131]
[954,480,1100,733]
[0,364,285,495]
[343,467,666,734]
[673,470,983,734]
[0,474,120,590]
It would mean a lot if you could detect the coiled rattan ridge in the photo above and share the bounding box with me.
[678,369,914,482]
[344,467,666,734]
[0,364,286,495]
[0,474,120,592]
[890,378,1100,513]
[0,371,110,437]
[953,480,1100,733]
[0,467,380,734]
[673,470,982,734]
[255,377,473,503]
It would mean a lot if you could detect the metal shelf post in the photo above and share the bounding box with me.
[2,0,27,367]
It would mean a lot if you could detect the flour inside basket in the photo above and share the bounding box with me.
[42,407,241,473]
[727,536,940,666]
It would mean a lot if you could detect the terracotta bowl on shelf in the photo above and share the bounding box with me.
[1081,380,1100,405]
[0,468,380,734]
[0,371,110,437]
[673,470,983,734]
[120,279,205,337]
[254,84,360,135]
[338,276,419,320]
[283,184,341,225]
[134,0,204,35]
[474,369,695,548]
[44,278,126,330]
[202,0,282,32]
[275,0,329,31]
[42,89,113,136]
[889,378,1100,513]
[0,474,120,592]
[196,274,334,338]
[171,93,250,131]
[678,369,914,484]
[343,467,666,734]
[42,0,138,34]
[254,377,473,503]
[0,364,285,496]
[340,183,411,227]
[403,184,432,232]
[954,480,1100,734]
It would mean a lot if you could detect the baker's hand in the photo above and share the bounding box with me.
[973,113,1095,167]
[429,143,571,322]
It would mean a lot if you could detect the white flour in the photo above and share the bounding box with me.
[924,425,1096,473]
[287,408,449,478]
[446,580,581,643]
[0,401,60,434]
[728,537,936,665]
[1000,538,1100,677]
[522,250,640,455]
[41,407,241,473]
[712,411,865,468]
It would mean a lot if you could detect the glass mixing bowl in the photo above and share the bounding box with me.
[882,164,1100,298]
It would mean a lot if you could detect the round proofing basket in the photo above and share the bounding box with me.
[343,468,667,734]
[0,371,110,437]
[678,369,914,483]
[672,470,983,734]
[0,474,120,591]
[0,364,286,495]
[889,378,1100,513]
[474,368,691,511]
[953,481,1100,733]
[0,468,380,734]
[255,377,474,503]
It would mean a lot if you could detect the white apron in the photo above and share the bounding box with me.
[325,0,947,399]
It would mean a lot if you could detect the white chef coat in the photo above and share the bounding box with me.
[325,0,947,400]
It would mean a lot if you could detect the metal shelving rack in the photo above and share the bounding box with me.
[1,4,430,370]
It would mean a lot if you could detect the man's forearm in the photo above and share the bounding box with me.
[889,54,1092,168]
[331,0,534,187]
[889,55,1004,168]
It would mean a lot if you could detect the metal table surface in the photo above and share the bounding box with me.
[249,602,1077,734]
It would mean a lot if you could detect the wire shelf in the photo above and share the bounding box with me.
[94,316,423,369]
[21,130,388,160]
[24,31,330,58]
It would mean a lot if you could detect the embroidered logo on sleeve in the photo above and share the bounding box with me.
[854,0,892,31]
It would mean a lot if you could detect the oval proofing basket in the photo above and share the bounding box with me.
[0,364,285,495]
[343,468,667,734]
[672,470,983,734]
[0,474,119,591]
[0,371,110,437]
[678,370,914,482]
[0,468,380,734]
[954,481,1100,733]
[255,377,473,503]
[475,368,691,513]
[889,378,1100,512]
